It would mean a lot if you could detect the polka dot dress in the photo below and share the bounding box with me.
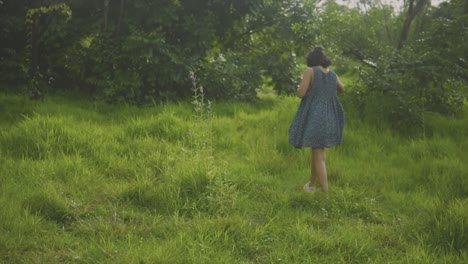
[289,66,344,149]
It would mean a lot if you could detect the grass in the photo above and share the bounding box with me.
[0,92,467,263]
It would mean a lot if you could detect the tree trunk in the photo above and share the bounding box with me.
[28,0,64,99]
[381,5,393,44]
[116,0,126,36]
[397,0,429,50]
[103,0,110,31]
[29,0,44,99]
[29,0,42,78]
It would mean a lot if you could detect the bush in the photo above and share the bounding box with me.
[197,52,262,101]
[355,47,466,135]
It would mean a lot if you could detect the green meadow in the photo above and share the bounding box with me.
[0,92,467,263]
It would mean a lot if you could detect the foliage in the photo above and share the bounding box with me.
[0,0,324,100]
[342,0,467,132]
[25,2,71,23]
[0,0,29,89]
[1,0,268,101]
[196,50,261,100]
[0,0,466,133]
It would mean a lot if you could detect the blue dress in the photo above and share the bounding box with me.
[289,66,344,149]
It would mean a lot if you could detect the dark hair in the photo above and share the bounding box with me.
[306,47,332,68]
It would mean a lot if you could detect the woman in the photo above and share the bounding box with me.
[289,47,345,192]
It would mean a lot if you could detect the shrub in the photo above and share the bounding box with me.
[355,46,466,135]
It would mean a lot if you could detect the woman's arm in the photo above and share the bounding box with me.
[337,75,345,93]
[296,68,314,98]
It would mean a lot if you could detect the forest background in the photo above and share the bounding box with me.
[0,0,467,263]
[1,0,466,120]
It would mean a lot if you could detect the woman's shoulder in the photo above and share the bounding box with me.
[305,66,319,73]
[301,67,315,82]
[303,67,315,75]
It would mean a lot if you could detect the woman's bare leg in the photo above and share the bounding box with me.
[309,148,317,188]
[311,148,328,192]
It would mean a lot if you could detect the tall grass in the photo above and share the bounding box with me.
[0,91,467,263]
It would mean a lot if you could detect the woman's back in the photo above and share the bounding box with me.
[289,66,344,149]
[307,66,338,101]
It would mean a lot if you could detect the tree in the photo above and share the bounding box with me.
[0,0,29,89]
[0,0,464,113]
[397,0,430,49]
[25,1,71,98]
[351,0,467,132]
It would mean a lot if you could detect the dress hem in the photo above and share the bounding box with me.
[292,143,341,149]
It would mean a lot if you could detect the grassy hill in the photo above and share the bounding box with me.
[0,92,467,263]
